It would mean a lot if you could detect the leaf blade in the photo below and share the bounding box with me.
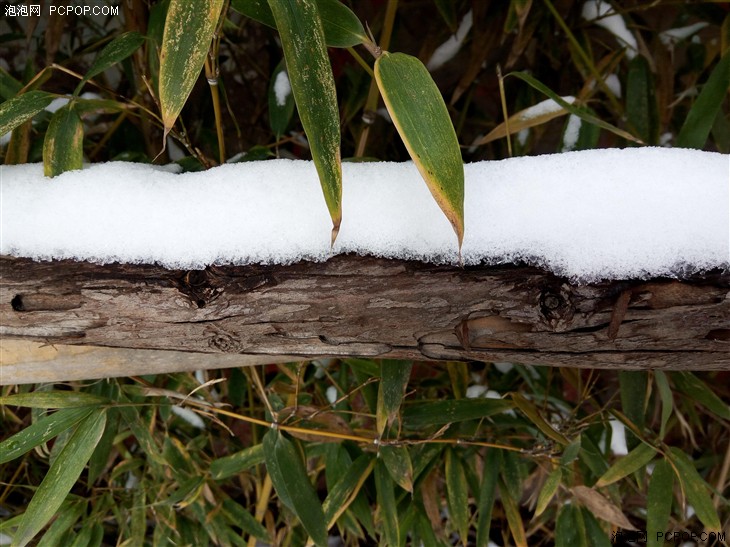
[0,90,55,136]
[375,51,465,249]
[43,103,84,177]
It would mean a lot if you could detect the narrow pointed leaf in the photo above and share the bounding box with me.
[511,392,570,446]
[581,508,611,547]
[221,498,270,542]
[571,485,636,530]
[445,448,469,544]
[380,445,414,494]
[0,407,94,465]
[268,0,342,240]
[12,410,107,547]
[0,391,109,409]
[666,447,721,531]
[506,71,643,143]
[654,371,673,439]
[647,459,674,546]
[43,103,84,177]
[626,55,658,144]
[0,90,54,136]
[403,398,513,428]
[263,429,328,546]
[377,359,412,436]
[231,0,367,47]
[375,51,465,248]
[672,371,730,421]
[476,96,574,145]
[159,0,225,135]
[76,31,145,94]
[210,444,265,480]
[323,454,375,527]
[500,477,527,547]
[534,467,562,517]
[677,52,730,149]
[374,459,399,546]
[595,443,656,488]
[555,504,585,547]
[476,448,500,546]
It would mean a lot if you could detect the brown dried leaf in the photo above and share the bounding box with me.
[279,405,353,443]
[571,485,636,530]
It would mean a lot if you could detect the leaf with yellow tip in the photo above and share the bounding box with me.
[375,51,464,249]
[158,0,225,138]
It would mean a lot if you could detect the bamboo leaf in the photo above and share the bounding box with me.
[76,31,145,94]
[12,410,107,547]
[619,371,648,451]
[445,448,469,545]
[374,459,400,546]
[43,103,84,177]
[677,52,730,149]
[511,393,570,446]
[581,508,611,547]
[595,443,656,488]
[555,504,586,547]
[505,71,643,143]
[476,448,500,546]
[380,445,414,494]
[500,477,527,547]
[35,500,87,547]
[377,360,412,437]
[220,498,270,542]
[158,0,225,136]
[263,429,328,547]
[375,51,465,249]
[571,485,636,530]
[0,391,109,409]
[323,454,375,528]
[626,55,658,144]
[672,372,730,421]
[0,407,94,465]
[403,398,513,428]
[231,0,367,47]
[268,0,342,241]
[534,467,562,517]
[476,96,574,145]
[647,459,674,546]
[654,371,673,440]
[666,447,721,531]
[0,90,54,136]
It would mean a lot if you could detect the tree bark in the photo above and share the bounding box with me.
[1,255,728,384]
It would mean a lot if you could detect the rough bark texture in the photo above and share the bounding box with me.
[1,255,728,384]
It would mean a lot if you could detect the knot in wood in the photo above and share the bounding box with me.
[174,269,223,308]
[539,285,573,323]
[208,333,241,353]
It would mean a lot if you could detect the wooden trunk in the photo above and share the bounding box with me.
[1,255,728,384]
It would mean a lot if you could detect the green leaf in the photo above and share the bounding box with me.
[268,0,342,241]
[677,52,730,149]
[76,31,145,94]
[36,500,87,547]
[0,391,109,409]
[647,459,674,546]
[654,371,673,440]
[560,436,581,466]
[322,454,375,528]
[672,372,730,421]
[506,71,643,143]
[43,103,84,177]
[595,443,656,488]
[231,0,367,47]
[12,410,107,547]
[500,477,527,547]
[403,398,513,428]
[619,371,648,450]
[580,508,611,547]
[666,447,721,531]
[476,448,500,546]
[263,429,328,547]
[375,51,465,249]
[380,445,414,494]
[446,361,469,399]
[626,55,658,144]
[221,498,270,542]
[0,90,55,136]
[210,444,265,480]
[555,504,587,547]
[268,59,295,139]
[0,66,23,100]
[534,467,562,517]
[0,406,94,465]
[511,393,570,446]
[445,448,469,545]
[158,0,225,135]
[374,459,400,546]
[377,360,412,436]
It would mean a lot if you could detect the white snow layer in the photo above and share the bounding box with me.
[582,0,638,59]
[1,148,728,281]
[426,9,473,71]
[273,70,291,107]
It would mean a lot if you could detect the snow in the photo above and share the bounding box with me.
[659,22,709,47]
[562,115,582,151]
[273,70,291,107]
[426,10,473,71]
[582,0,638,59]
[518,96,575,121]
[1,148,728,282]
